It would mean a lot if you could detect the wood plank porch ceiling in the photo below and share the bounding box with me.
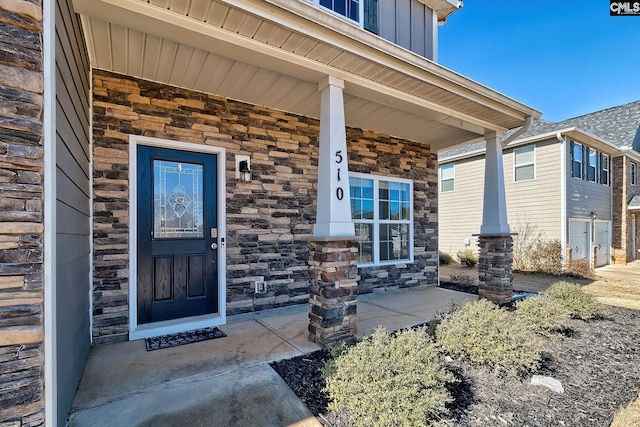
[73,0,541,152]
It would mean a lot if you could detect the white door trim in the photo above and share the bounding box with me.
[632,214,637,260]
[128,135,227,340]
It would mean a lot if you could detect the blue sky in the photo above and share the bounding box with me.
[439,1,640,122]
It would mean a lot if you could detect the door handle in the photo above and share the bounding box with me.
[211,243,218,250]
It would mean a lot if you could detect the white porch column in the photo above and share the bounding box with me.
[313,76,355,237]
[480,131,510,234]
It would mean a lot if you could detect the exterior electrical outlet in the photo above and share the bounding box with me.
[255,281,267,294]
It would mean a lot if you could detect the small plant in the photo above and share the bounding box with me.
[436,299,543,374]
[515,296,571,337]
[456,249,478,267]
[324,327,454,427]
[565,258,596,279]
[544,281,602,320]
[439,251,453,265]
[529,239,564,275]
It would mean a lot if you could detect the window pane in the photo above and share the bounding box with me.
[441,179,454,192]
[515,165,534,181]
[379,180,389,200]
[379,223,409,261]
[440,164,454,180]
[572,144,582,179]
[362,199,374,219]
[515,146,534,165]
[379,200,389,220]
[153,160,203,238]
[355,223,373,263]
[401,183,410,202]
[390,202,400,220]
[401,201,410,220]
[362,179,373,199]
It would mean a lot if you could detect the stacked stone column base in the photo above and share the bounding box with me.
[477,234,513,305]
[308,238,359,348]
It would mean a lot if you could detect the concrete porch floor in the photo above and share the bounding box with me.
[67,287,475,427]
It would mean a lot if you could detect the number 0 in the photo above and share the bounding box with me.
[336,187,344,200]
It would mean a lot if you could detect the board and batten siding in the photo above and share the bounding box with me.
[378,0,437,60]
[55,0,92,424]
[565,145,612,222]
[439,139,563,256]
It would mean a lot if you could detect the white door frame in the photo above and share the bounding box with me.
[128,135,227,340]
[632,214,637,260]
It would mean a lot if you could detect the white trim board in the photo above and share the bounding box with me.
[128,135,227,340]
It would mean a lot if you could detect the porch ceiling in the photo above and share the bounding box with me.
[72,0,541,152]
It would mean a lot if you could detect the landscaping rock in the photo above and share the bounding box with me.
[531,375,564,394]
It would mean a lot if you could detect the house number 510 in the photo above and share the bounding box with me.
[335,150,344,200]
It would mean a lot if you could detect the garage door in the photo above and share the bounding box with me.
[594,221,610,267]
[569,220,589,260]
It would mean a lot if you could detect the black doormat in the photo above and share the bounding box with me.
[145,326,226,351]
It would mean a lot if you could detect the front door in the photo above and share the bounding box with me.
[137,146,218,324]
[593,221,610,267]
[569,220,589,260]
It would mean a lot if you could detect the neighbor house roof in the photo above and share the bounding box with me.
[439,100,640,162]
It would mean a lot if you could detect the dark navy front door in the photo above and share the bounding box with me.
[137,145,218,324]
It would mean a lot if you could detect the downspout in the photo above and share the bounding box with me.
[558,133,567,263]
[501,116,534,148]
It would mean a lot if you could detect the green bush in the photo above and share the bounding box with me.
[544,281,602,320]
[456,249,478,267]
[323,327,453,427]
[436,299,543,374]
[439,251,453,265]
[515,296,571,337]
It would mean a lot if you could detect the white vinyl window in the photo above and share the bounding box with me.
[311,0,362,24]
[587,148,597,182]
[572,142,583,179]
[350,173,413,265]
[439,164,455,192]
[514,145,535,182]
[600,154,610,185]
[632,162,638,186]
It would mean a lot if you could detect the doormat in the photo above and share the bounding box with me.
[145,327,226,351]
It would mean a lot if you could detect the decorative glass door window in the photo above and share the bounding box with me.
[350,173,413,265]
[153,160,204,238]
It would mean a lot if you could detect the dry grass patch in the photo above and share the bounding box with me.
[583,280,640,311]
[611,393,640,427]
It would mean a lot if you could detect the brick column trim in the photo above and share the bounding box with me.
[477,234,514,305]
[308,237,359,348]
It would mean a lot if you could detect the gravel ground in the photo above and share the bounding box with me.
[271,305,640,427]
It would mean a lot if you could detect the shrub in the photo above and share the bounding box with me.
[512,221,543,271]
[324,327,453,427]
[456,249,478,267]
[544,281,602,320]
[439,251,453,265]
[529,239,564,275]
[449,273,475,285]
[515,296,571,337]
[436,299,543,374]
[565,258,596,279]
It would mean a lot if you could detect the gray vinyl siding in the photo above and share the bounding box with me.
[439,139,563,256]
[379,0,437,60]
[55,0,91,424]
[566,143,612,221]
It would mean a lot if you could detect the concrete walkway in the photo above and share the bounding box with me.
[68,287,475,427]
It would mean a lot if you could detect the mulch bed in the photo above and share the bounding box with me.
[271,305,640,426]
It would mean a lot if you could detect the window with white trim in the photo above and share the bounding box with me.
[571,142,583,179]
[350,173,413,265]
[439,164,454,192]
[600,154,610,185]
[587,148,597,182]
[632,162,637,186]
[314,0,361,23]
[514,145,535,181]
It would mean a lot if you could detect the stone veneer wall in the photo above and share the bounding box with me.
[0,0,45,424]
[92,70,438,341]
[612,156,640,264]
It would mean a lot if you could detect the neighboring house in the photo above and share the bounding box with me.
[0,0,540,424]
[439,100,640,267]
